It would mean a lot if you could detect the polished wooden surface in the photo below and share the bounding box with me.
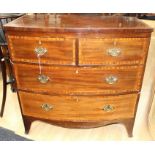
[14,63,143,95]
[4,14,153,33]
[8,36,76,65]
[8,35,150,66]
[79,38,149,65]
[3,14,153,136]
[0,19,155,141]
[19,91,137,122]
[22,115,134,136]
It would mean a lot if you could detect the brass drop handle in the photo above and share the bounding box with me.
[38,74,49,84]
[41,103,53,111]
[34,47,47,56]
[102,105,114,112]
[107,48,121,57]
[105,75,118,84]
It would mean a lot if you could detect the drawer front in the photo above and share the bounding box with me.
[79,38,149,65]
[8,36,76,65]
[14,63,143,95]
[19,92,138,121]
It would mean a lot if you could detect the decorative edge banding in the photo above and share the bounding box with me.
[79,38,146,41]
[79,38,148,65]
[8,35,74,41]
[19,90,139,99]
[14,63,143,95]
[72,39,76,65]
[18,88,140,95]
[12,59,75,65]
[8,35,76,65]
[78,61,144,65]
[15,62,143,70]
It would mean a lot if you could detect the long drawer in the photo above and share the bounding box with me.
[79,38,149,65]
[14,63,143,95]
[8,36,76,65]
[19,91,138,122]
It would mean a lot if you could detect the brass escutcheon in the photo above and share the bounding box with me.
[41,103,53,111]
[38,74,49,84]
[102,105,114,112]
[105,75,118,84]
[107,48,121,57]
[34,47,47,56]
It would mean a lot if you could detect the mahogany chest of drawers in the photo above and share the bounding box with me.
[4,14,153,136]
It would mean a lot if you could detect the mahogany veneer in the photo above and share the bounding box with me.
[19,92,137,121]
[14,64,143,95]
[8,36,76,65]
[4,14,153,137]
[79,38,149,65]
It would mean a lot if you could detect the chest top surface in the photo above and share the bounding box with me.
[4,14,153,33]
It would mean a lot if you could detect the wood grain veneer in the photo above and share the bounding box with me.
[19,91,138,122]
[4,14,153,137]
[8,36,76,65]
[4,14,153,34]
[79,38,149,65]
[14,63,143,95]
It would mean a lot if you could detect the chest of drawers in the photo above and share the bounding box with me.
[4,14,153,136]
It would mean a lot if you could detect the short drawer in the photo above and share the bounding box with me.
[8,36,76,65]
[79,38,149,65]
[19,92,138,122]
[14,63,143,95]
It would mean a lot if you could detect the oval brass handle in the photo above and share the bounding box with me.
[34,47,47,56]
[105,75,118,84]
[38,74,49,84]
[41,103,53,111]
[107,48,121,57]
[102,105,114,112]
